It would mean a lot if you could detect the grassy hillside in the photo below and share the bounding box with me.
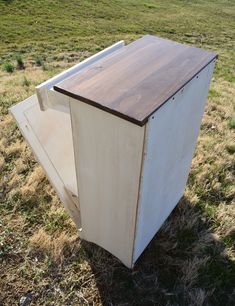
[0,0,234,305]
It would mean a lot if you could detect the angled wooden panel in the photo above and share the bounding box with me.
[133,61,216,263]
[70,99,145,268]
[10,95,81,228]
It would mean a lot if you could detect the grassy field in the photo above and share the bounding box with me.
[0,0,234,305]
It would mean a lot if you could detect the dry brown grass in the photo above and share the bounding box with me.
[0,153,4,171]
[0,63,234,306]
[0,77,234,305]
[29,228,79,263]
[20,166,45,198]
[0,1,234,304]
[181,256,210,288]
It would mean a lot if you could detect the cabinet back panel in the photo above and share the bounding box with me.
[133,61,215,262]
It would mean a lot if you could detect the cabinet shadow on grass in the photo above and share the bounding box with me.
[81,196,235,306]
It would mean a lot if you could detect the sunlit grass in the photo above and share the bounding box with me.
[0,0,234,305]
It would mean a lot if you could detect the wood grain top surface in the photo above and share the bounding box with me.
[54,35,217,126]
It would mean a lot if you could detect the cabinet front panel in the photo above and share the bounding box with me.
[70,100,145,268]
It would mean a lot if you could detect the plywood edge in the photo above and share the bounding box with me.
[130,123,148,268]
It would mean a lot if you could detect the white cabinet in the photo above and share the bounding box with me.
[10,35,217,268]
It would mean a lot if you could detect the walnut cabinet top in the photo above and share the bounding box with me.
[54,35,217,126]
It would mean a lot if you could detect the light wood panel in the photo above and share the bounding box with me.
[133,62,216,263]
[10,95,81,228]
[70,98,145,267]
[24,103,78,197]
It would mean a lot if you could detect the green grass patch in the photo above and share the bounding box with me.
[34,55,44,67]
[44,211,70,234]
[2,61,14,73]
[228,117,235,129]
[15,53,25,70]
[208,88,221,98]
[226,143,235,154]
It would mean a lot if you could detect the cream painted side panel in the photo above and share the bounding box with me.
[133,61,216,263]
[70,99,145,268]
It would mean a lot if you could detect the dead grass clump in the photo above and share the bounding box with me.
[161,199,200,238]
[188,288,213,306]
[0,154,5,171]
[0,114,14,130]
[5,140,27,157]
[8,173,21,189]
[14,159,27,174]
[22,67,47,85]
[215,204,235,238]
[0,138,7,155]
[53,232,79,262]
[181,256,210,288]
[20,144,34,163]
[44,185,59,204]
[26,166,45,185]
[29,228,79,263]
[20,166,45,198]
[192,232,218,254]
[0,115,22,161]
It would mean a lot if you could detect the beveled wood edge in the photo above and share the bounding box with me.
[54,55,218,126]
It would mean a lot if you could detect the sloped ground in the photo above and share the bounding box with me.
[0,0,234,305]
